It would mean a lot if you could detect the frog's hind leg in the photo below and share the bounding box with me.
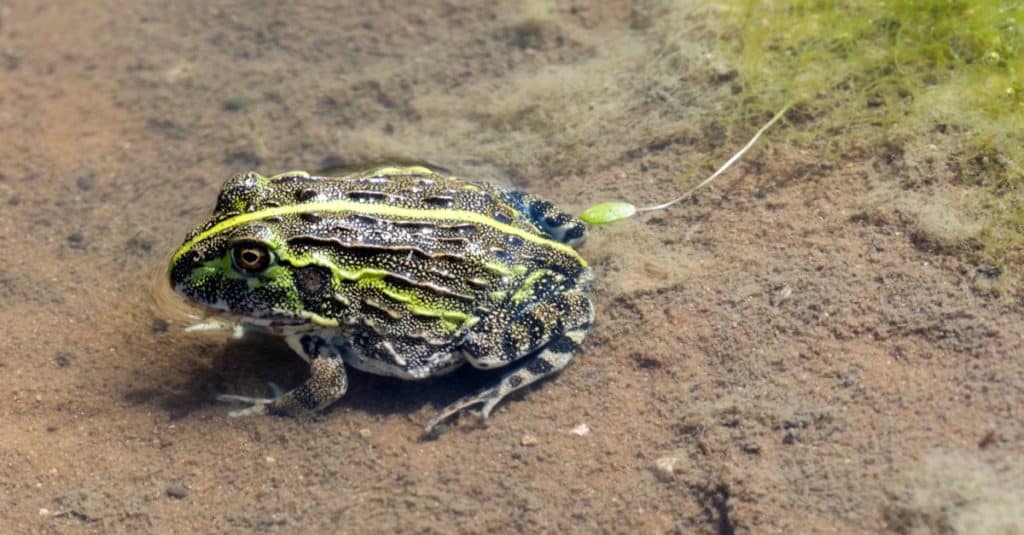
[217,333,349,417]
[424,280,593,434]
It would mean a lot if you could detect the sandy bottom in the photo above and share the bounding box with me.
[1,1,1020,533]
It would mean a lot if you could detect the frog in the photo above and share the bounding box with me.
[168,165,593,434]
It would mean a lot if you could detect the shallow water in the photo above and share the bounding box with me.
[2,1,1021,532]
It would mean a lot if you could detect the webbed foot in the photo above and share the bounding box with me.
[422,337,581,436]
[216,382,283,416]
[217,357,347,417]
[422,387,501,435]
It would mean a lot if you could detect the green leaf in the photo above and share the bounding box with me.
[579,201,637,225]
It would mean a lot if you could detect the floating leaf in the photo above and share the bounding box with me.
[579,201,637,225]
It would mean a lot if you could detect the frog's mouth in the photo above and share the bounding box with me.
[213,303,312,327]
[167,281,300,323]
[249,308,313,327]
[177,310,316,341]
[228,310,346,340]
[190,305,312,331]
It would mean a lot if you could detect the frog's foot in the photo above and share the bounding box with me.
[217,394,273,417]
[423,331,583,435]
[216,381,282,416]
[423,387,496,434]
[217,357,348,417]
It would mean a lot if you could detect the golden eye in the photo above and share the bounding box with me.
[231,243,272,273]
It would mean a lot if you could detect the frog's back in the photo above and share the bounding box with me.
[222,166,589,248]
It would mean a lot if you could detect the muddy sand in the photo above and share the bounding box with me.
[1,1,1021,533]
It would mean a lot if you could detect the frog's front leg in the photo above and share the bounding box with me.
[217,333,348,417]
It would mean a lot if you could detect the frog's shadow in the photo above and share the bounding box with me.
[163,333,507,421]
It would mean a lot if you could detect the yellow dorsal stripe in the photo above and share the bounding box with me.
[172,200,587,267]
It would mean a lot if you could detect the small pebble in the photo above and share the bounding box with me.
[520,434,539,447]
[151,318,169,333]
[358,428,372,438]
[652,455,683,481]
[76,175,94,191]
[67,232,86,249]
[166,484,188,500]
[223,93,250,111]
[570,423,590,436]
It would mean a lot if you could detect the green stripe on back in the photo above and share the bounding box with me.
[172,200,587,267]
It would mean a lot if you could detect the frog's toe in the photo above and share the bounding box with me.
[216,394,274,417]
[425,328,588,435]
[479,393,505,420]
[216,381,285,416]
[217,358,349,418]
[423,388,496,435]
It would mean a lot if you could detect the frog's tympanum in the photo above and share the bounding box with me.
[168,166,593,432]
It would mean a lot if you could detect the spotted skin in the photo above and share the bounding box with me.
[168,166,593,433]
[424,281,593,432]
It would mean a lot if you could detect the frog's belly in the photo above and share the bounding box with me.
[339,344,467,380]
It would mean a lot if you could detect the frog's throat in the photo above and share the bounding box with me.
[171,200,588,268]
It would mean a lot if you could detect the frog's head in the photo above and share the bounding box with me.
[168,227,291,323]
[167,172,335,327]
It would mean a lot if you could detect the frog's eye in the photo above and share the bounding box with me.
[231,242,273,274]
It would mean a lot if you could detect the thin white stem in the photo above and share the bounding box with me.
[637,103,792,213]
